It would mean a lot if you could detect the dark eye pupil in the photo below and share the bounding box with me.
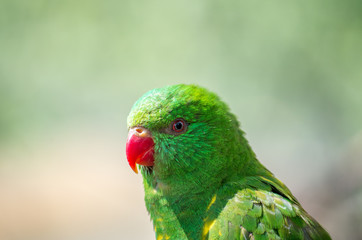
[175,122,183,130]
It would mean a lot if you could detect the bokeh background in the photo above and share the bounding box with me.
[1,0,361,239]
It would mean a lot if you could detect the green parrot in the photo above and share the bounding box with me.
[126,84,331,240]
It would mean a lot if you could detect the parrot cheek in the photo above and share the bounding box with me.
[126,127,155,174]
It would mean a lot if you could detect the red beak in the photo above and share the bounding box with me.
[126,127,155,173]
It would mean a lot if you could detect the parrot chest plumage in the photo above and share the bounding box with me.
[143,176,220,240]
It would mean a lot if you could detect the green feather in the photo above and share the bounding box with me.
[127,84,331,240]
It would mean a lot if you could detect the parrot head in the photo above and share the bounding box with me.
[126,84,248,191]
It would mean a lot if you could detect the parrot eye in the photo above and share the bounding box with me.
[170,119,187,134]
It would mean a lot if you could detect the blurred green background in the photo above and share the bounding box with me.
[1,0,361,239]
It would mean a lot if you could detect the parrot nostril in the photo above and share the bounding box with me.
[131,127,151,138]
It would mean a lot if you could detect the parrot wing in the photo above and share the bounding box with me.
[206,188,331,240]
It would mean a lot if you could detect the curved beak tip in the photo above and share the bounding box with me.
[130,163,138,174]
